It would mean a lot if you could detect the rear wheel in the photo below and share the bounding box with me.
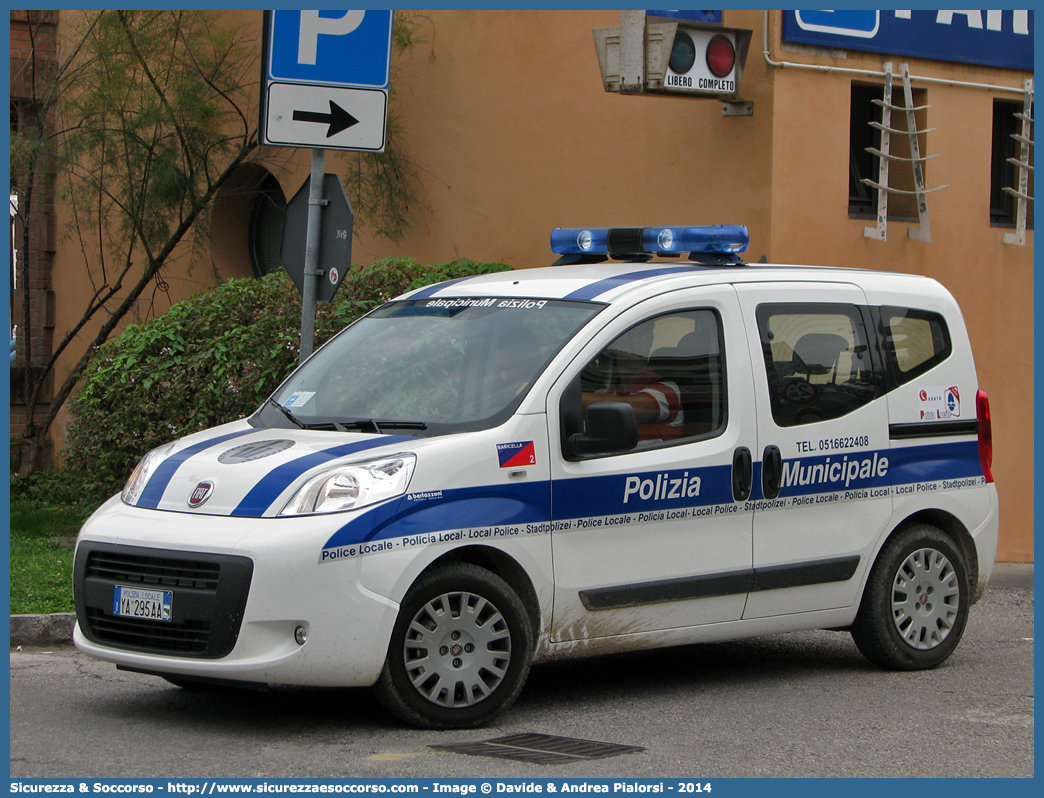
[373,563,533,729]
[852,523,969,670]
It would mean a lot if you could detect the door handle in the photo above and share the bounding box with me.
[732,446,752,502]
[762,445,782,499]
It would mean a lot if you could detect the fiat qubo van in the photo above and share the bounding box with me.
[74,225,998,729]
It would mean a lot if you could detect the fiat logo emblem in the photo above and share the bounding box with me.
[188,481,214,508]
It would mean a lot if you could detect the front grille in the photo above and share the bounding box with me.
[75,543,253,659]
[84,609,211,655]
[86,550,221,591]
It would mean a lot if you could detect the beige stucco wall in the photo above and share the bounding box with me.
[754,11,1032,562]
[45,10,1032,561]
[342,10,776,268]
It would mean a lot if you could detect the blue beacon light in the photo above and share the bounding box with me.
[550,225,749,256]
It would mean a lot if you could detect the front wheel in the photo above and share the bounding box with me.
[373,563,534,729]
[851,523,970,670]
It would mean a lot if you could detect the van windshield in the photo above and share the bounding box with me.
[254,297,603,436]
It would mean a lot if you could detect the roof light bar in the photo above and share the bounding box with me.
[551,225,749,257]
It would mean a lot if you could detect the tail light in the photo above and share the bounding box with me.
[976,389,993,483]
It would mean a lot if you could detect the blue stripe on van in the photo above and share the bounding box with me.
[322,480,553,551]
[564,266,705,301]
[232,436,415,517]
[318,440,986,553]
[137,430,256,509]
[552,463,734,519]
[885,439,983,484]
[407,277,476,299]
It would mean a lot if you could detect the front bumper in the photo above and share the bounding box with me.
[72,499,400,687]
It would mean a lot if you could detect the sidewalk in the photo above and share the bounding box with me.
[987,561,1034,589]
[10,563,1033,648]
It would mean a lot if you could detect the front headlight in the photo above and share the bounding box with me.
[279,453,416,516]
[121,443,176,506]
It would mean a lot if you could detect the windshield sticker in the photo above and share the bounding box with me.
[422,298,549,311]
[284,391,316,409]
[496,299,548,309]
[498,441,536,468]
[424,298,498,309]
[917,385,961,420]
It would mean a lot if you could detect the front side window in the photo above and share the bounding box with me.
[579,309,725,444]
[256,297,602,436]
[757,304,876,427]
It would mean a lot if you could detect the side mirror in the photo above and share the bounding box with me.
[567,401,638,457]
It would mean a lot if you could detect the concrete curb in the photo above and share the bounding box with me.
[9,565,1034,648]
[10,613,77,647]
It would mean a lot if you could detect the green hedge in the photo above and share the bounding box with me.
[63,257,512,498]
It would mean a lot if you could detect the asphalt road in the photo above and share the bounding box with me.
[9,583,1033,779]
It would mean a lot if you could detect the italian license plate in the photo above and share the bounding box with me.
[113,585,173,622]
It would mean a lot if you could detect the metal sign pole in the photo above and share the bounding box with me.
[299,148,326,362]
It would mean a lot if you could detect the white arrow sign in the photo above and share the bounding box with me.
[265,83,388,151]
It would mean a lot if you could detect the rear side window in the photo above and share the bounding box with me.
[756,304,877,427]
[882,307,951,385]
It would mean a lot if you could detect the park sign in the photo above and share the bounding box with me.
[259,10,393,151]
[782,10,1032,72]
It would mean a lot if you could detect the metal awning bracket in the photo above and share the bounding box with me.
[1003,79,1034,247]
[863,63,947,243]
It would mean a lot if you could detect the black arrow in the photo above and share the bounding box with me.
[292,101,359,138]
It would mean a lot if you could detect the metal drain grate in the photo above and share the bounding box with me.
[431,733,645,765]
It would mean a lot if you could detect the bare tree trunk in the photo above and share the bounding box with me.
[16,148,41,472]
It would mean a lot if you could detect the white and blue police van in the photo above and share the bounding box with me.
[73,225,998,729]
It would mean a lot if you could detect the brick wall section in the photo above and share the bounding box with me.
[10,10,58,464]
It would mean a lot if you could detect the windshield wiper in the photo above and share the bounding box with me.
[266,401,427,434]
[266,398,338,431]
[333,419,428,434]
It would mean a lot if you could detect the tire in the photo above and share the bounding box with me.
[851,523,970,670]
[373,563,534,729]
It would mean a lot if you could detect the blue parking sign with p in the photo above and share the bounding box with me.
[268,10,393,89]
